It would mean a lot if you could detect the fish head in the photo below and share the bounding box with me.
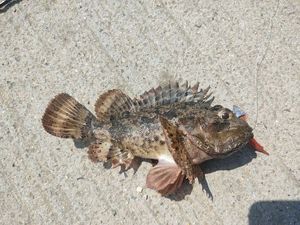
[187,105,253,158]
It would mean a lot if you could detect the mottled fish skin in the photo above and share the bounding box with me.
[102,102,252,161]
[103,104,207,160]
[42,81,254,196]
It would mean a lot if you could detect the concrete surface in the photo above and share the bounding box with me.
[0,0,299,224]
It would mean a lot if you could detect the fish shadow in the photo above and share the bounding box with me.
[74,139,90,149]
[202,145,257,174]
[73,138,257,201]
[168,145,257,201]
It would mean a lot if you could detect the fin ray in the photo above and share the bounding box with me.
[134,81,213,111]
[95,89,135,122]
[93,81,213,122]
[146,162,184,196]
[42,93,96,139]
[88,141,135,170]
[159,116,197,183]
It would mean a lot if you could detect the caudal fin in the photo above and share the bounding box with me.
[42,93,96,139]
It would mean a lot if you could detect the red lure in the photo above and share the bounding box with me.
[239,115,269,155]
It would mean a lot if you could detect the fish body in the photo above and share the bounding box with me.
[42,81,254,195]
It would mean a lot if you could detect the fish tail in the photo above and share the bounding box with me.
[42,93,97,139]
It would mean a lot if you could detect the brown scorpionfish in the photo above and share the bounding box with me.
[42,81,266,195]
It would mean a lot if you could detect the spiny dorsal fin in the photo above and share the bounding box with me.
[94,81,213,122]
[95,89,135,122]
[133,81,214,111]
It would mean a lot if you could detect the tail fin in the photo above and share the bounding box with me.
[42,93,96,139]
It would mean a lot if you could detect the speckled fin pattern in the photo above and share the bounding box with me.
[159,116,198,183]
[94,81,214,122]
[95,89,135,122]
[133,80,214,110]
[42,93,95,139]
[88,141,135,170]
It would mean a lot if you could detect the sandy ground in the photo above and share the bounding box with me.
[1,0,299,224]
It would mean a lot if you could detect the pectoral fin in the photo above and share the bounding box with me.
[146,161,184,196]
[159,116,196,183]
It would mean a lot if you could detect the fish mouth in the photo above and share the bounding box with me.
[187,129,253,158]
[210,131,254,158]
[209,143,246,158]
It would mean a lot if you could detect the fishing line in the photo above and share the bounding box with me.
[253,61,260,131]
[252,0,279,131]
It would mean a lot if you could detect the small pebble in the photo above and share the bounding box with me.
[136,186,143,193]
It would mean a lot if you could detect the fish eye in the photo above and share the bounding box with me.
[221,112,229,120]
[218,109,232,120]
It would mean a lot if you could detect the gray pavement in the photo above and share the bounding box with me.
[0,0,299,224]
